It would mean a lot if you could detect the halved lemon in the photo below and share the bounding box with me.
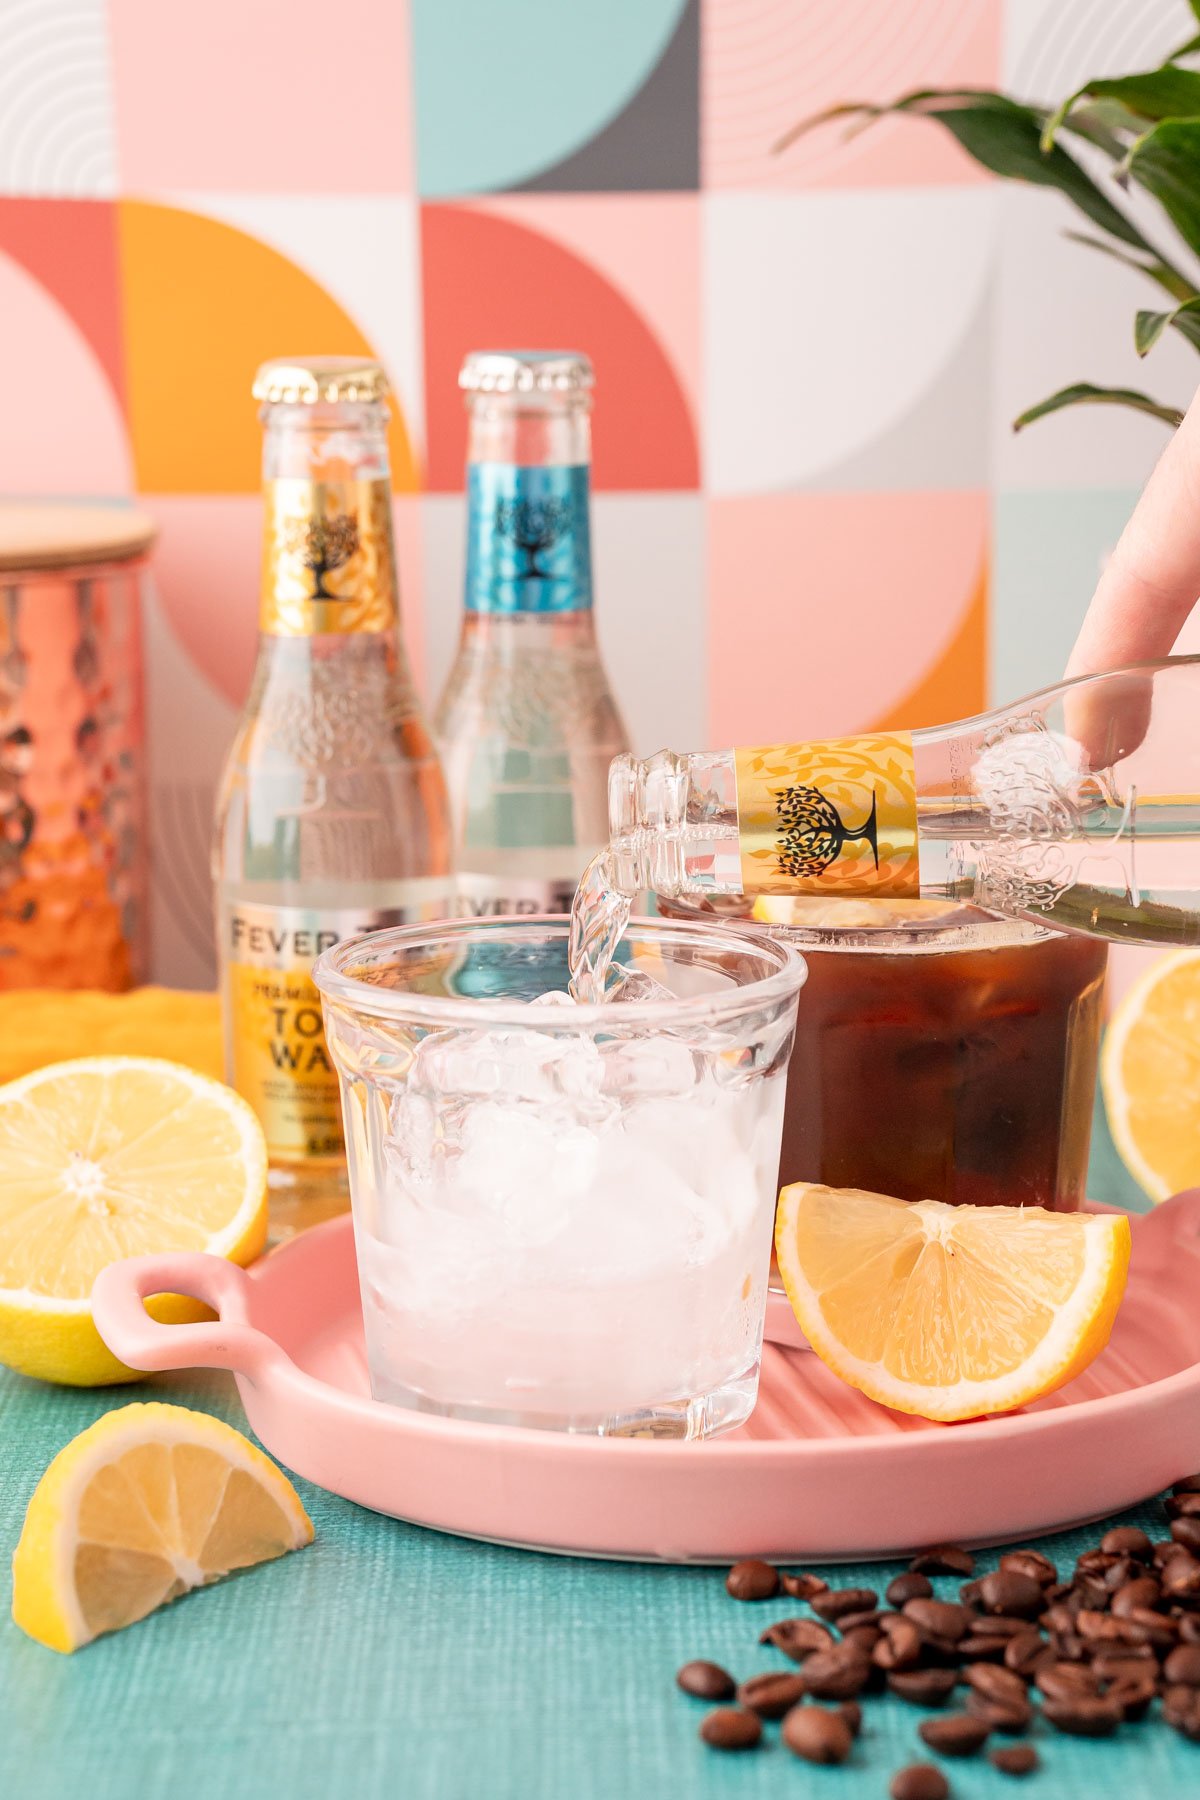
[0,1056,268,1386]
[12,1402,313,1652]
[751,896,964,929]
[775,1182,1130,1421]
[1102,948,1200,1202]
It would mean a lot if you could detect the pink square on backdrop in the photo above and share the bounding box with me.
[704,0,1002,190]
[109,0,414,192]
[708,491,988,746]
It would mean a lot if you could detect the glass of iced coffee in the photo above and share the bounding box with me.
[658,896,1107,1212]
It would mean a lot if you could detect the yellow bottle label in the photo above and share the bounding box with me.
[734,734,919,898]
[223,901,415,1163]
[260,476,398,635]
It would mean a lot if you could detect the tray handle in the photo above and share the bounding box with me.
[92,1253,285,1380]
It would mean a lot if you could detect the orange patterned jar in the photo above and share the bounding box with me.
[0,505,154,990]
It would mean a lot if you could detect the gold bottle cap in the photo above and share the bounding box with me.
[252,356,389,405]
[459,350,593,394]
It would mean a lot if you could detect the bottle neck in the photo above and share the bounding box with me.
[463,394,593,618]
[259,399,398,639]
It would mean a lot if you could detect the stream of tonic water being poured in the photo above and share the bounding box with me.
[567,850,632,1002]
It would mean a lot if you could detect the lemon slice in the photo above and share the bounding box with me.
[775,1182,1130,1421]
[751,896,963,929]
[12,1402,313,1651]
[0,1056,268,1386]
[1102,947,1200,1202]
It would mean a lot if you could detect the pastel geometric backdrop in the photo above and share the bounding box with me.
[0,0,1197,990]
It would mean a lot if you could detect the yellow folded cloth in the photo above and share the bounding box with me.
[0,988,223,1085]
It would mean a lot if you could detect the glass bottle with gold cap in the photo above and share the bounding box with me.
[434,350,628,916]
[213,356,451,1237]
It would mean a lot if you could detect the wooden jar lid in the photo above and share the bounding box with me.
[0,504,157,573]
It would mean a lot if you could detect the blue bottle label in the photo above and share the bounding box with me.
[465,463,592,613]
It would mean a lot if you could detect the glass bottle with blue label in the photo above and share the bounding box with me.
[434,351,629,917]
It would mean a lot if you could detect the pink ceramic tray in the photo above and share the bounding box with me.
[92,1192,1200,1563]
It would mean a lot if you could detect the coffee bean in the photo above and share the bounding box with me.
[1091,1647,1155,1676]
[1164,1643,1200,1686]
[1100,1525,1153,1561]
[809,1586,878,1622]
[1111,1576,1161,1617]
[903,1598,971,1642]
[736,1671,807,1718]
[957,1636,1011,1662]
[1036,1661,1101,1701]
[887,1668,959,1707]
[873,1617,923,1671]
[800,1647,871,1700]
[1103,1556,1136,1592]
[918,1713,991,1757]
[1073,1575,1111,1611]
[779,1570,828,1601]
[699,1707,762,1749]
[958,1578,985,1609]
[1153,1537,1190,1568]
[1005,1633,1051,1678]
[1076,1548,1120,1577]
[964,1691,1033,1734]
[1181,1616,1200,1645]
[999,1549,1057,1588]
[1075,1609,1146,1645]
[910,1546,975,1577]
[978,1571,1043,1620]
[1161,1551,1200,1599]
[726,1559,778,1601]
[1044,1603,1081,1636]
[1173,1473,1200,1495]
[991,1745,1040,1777]
[1042,1695,1123,1737]
[1171,1517,1200,1553]
[963,1663,1029,1707]
[968,1616,1032,1639]
[841,1625,883,1658]
[1164,1683,1200,1740]
[838,1700,862,1737]
[781,1703,853,1764]
[676,1660,735,1701]
[758,1617,835,1661]
[837,1608,883,1633]
[1166,1493,1200,1520]
[887,1572,933,1607]
[1043,1581,1074,1604]
[1049,1633,1089,1663]
[1105,1671,1157,1721]
[1127,1607,1179,1649]
[889,1765,949,1800]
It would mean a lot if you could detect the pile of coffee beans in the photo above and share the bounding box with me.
[675,1476,1200,1789]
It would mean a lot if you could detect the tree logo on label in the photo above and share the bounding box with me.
[283,512,360,598]
[774,784,879,879]
[495,496,573,582]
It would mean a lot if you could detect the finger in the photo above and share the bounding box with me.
[1066,378,1200,682]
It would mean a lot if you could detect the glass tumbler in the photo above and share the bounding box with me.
[314,915,805,1438]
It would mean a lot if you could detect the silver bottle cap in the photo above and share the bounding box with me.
[458,351,594,395]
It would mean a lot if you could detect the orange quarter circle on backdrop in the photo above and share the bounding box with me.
[117,201,420,495]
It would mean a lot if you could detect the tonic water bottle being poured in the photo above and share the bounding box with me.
[600,658,1200,951]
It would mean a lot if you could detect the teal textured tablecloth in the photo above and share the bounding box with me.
[2,1097,1193,1800]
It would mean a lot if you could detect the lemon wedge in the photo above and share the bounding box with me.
[775,1182,1130,1421]
[0,1056,267,1385]
[12,1403,312,1651]
[1102,947,1200,1202]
